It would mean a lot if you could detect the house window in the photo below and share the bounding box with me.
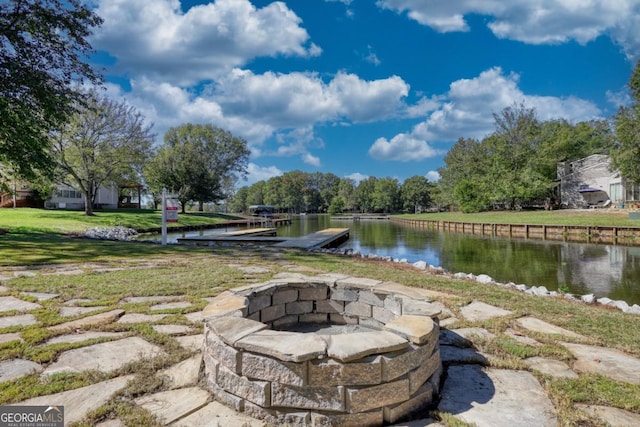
[56,188,83,199]
[610,183,623,202]
[626,183,640,202]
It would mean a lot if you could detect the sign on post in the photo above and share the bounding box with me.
[161,188,179,245]
[165,198,179,223]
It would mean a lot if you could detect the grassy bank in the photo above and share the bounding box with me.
[0,208,236,234]
[398,209,640,227]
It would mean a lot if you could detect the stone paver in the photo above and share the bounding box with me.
[116,313,167,323]
[44,331,127,346]
[459,300,513,322]
[448,327,496,342]
[0,358,43,381]
[122,295,183,304]
[173,401,265,427]
[0,314,37,328]
[185,311,204,322]
[135,386,210,425]
[42,337,165,376]
[152,324,194,335]
[438,365,557,427]
[15,375,133,425]
[59,306,107,317]
[20,291,59,301]
[0,296,42,312]
[235,265,271,274]
[175,334,204,352]
[0,332,22,344]
[150,301,192,311]
[515,316,585,339]
[504,328,541,347]
[160,353,203,389]
[523,357,578,378]
[48,309,124,332]
[562,342,640,385]
[576,404,640,427]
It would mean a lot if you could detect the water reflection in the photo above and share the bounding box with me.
[156,215,640,304]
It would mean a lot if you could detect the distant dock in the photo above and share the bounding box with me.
[177,227,349,250]
[331,215,389,221]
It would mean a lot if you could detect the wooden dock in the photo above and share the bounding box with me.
[177,228,349,249]
[273,228,350,249]
[219,228,276,237]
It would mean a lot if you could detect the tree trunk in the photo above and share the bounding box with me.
[84,195,94,216]
[84,184,95,216]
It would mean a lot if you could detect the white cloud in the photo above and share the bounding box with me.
[377,0,640,60]
[416,67,601,141]
[426,171,441,182]
[92,0,320,85]
[369,66,602,162]
[105,68,409,166]
[243,163,283,186]
[606,88,633,108]
[345,172,369,184]
[303,153,321,167]
[369,134,444,162]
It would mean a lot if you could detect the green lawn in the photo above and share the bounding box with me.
[0,208,237,234]
[398,209,640,227]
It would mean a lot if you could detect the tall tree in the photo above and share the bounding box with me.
[145,124,250,213]
[229,186,249,213]
[611,60,640,185]
[337,178,357,212]
[264,176,285,211]
[52,93,154,215]
[436,137,489,211]
[355,176,377,213]
[372,177,400,213]
[0,0,103,182]
[489,103,546,209]
[401,175,433,213]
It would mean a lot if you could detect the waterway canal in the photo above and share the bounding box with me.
[158,215,640,305]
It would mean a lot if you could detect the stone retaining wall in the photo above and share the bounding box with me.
[202,274,442,427]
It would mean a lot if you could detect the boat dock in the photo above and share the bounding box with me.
[219,228,276,237]
[177,228,349,249]
[273,228,350,249]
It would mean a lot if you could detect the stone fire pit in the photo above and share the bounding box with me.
[203,274,442,427]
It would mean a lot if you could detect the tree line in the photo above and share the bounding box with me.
[228,173,435,215]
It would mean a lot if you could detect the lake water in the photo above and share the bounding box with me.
[156,215,640,305]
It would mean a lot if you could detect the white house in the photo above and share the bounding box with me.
[557,154,638,208]
[44,183,120,209]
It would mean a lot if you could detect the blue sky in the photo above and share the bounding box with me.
[89,0,640,187]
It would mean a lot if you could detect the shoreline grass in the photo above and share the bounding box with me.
[398,209,640,227]
[0,207,235,234]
